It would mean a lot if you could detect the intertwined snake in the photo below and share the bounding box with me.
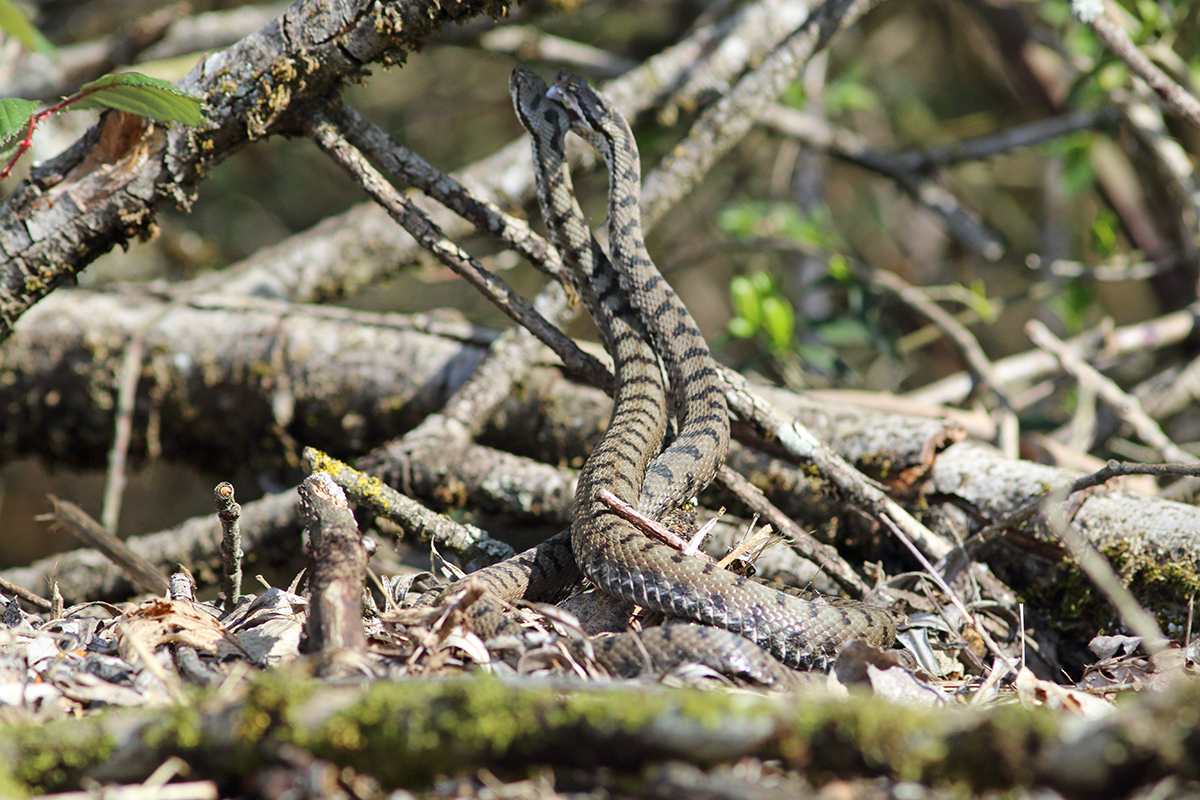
[515,67,899,669]
[414,69,897,678]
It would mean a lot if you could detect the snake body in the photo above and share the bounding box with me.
[510,66,799,684]
[417,68,897,677]
[547,71,731,518]
[541,70,898,668]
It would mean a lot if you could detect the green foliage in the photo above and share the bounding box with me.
[811,316,871,348]
[728,271,796,355]
[1133,0,1159,34]
[718,201,839,249]
[825,65,880,115]
[1043,131,1097,197]
[966,279,999,323]
[0,0,53,56]
[1052,280,1097,334]
[1089,209,1119,257]
[0,98,37,149]
[781,65,879,114]
[69,73,205,126]
[825,252,850,283]
[780,81,806,109]
[1,72,204,179]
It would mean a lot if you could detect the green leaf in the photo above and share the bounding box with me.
[1134,0,1157,33]
[0,0,54,56]
[1090,210,1118,257]
[717,202,766,239]
[780,81,806,109]
[1049,133,1097,197]
[826,80,879,115]
[729,275,761,332]
[1052,281,1096,335]
[70,72,204,126]
[0,97,37,149]
[967,279,998,322]
[727,318,756,339]
[827,254,851,283]
[760,296,795,353]
[750,270,774,297]
[816,317,872,348]
[826,65,879,115]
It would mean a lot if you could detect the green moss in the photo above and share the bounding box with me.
[140,704,204,752]
[0,763,30,800]
[783,693,1061,792]
[239,664,320,741]
[3,717,116,793]
[1029,539,1200,635]
[785,692,942,782]
[1102,539,1200,626]
[306,676,777,787]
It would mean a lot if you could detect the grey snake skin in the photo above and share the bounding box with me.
[536,68,897,668]
[414,68,898,678]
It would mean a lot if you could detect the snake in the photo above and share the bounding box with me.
[414,68,898,677]
[410,68,786,686]
[545,74,731,519]
[538,68,899,669]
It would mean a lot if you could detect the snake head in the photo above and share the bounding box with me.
[547,70,634,167]
[547,70,602,134]
[510,65,544,95]
[511,65,550,122]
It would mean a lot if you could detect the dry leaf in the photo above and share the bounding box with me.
[116,598,245,662]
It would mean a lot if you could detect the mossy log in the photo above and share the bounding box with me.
[3,671,1199,797]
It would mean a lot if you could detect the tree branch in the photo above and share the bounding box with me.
[0,0,509,341]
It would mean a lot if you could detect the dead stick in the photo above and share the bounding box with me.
[40,496,170,597]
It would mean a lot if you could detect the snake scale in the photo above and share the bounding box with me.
[414,68,897,677]
[530,67,897,668]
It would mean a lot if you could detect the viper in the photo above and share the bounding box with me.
[414,69,898,677]
[530,67,899,668]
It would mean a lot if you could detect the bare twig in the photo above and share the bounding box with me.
[1027,252,1179,282]
[716,465,871,597]
[6,489,299,604]
[305,110,612,393]
[332,102,569,285]
[0,3,286,102]
[163,0,805,307]
[718,366,956,562]
[1086,8,1200,131]
[759,104,1005,260]
[41,497,170,597]
[300,472,368,657]
[908,302,1200,406]
[945,458,1200,585]
[100,337,144,535]
[0,575,52,611]
[1065,459,1200,492]
[879,513,1020,680]
[640,0,883,228]
[0,0,515,341]
[1140,354,1200,421]
[868,268,1019,458]
[1042,488,1166,652]
[596,489,716,562]
[891,107,1120,170]
[215,482,243,610]
[1027,320,1197,466]
[478,27,638,78]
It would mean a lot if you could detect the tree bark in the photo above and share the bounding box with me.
[0,0,509,341]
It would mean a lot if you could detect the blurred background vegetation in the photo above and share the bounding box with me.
[1,0,1198,567]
